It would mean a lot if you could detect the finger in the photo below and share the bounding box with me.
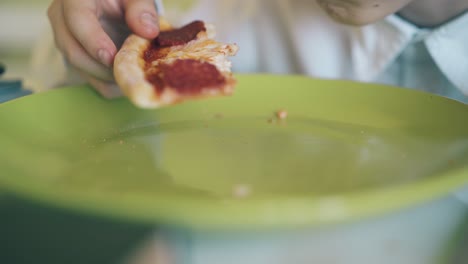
[51,6,113,81]
[123,0,159,39]
[62,0,117,67]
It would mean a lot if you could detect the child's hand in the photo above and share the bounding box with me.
[47,0,160,98]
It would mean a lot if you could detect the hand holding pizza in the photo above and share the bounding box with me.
[47,0,160,98]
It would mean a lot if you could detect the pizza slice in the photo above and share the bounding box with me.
[114,18,239,108]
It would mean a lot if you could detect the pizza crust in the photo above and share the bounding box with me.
[114,19,238,109]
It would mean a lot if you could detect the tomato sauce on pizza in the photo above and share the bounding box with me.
[147,59,226,95]
[143,21,226,95]
[154,20,206,46]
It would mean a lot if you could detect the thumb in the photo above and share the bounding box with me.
[124,0,160,39]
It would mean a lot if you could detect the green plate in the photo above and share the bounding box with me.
[0,74,467,230]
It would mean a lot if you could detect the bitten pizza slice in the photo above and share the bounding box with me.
[114,19,238,108]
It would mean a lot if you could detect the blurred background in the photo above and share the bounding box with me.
[0,0,49,80]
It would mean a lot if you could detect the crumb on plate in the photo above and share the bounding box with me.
[232,184,251,198]
[213,113,224,119]
[276,109,288,120]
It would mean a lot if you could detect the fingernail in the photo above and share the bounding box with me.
[98,49,112,67]
[140,13,158,29]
